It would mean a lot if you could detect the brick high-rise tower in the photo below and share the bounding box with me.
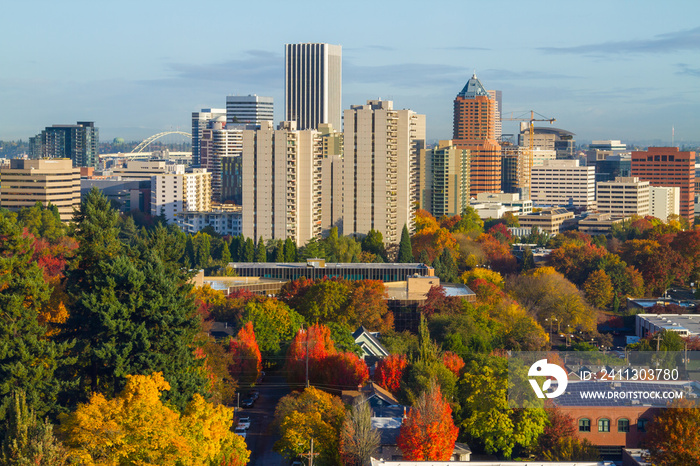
[453,74,501,196]
[631,146,695,222]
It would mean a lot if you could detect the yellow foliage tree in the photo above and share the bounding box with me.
[460,268,504,289]
[583,269,613,308]
[59,372,249,466]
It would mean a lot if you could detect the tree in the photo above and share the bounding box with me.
[536,406,575,457]
[542,437,600,461]
[644,398,700,465]
[341,396,380,466]
[59,372,249,466]
[241,299,304,359]
[453,207,484,235]
[398,225,413,263]
[255,236,266,262]
[361,229,386,260]
[273,387,346,466]
[228,322,262,387]
[242,237,255,262]
[433,248,458,283]
[375,355,408,394]
[192,231,212,268]
[284,238,297,262]
[441,352,465,377]
[583,269,613,308]
[345,280,393,333]
[0,217,66,434]
[397,380,458,461]
[1,391,69,465]
[296,279,351,324]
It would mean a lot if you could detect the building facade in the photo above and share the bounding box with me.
[596,176,650,217]
[531,159,596,210]
[649,185,680,222]
[343,100,426,242]
[285,43,342,131]
[318,123,344,236]
[518,207,575,234]
[150,169,211,222]
[420,140,470,218]
[241,121,323,245]
[176,207,242,236]
[226,95,273,125]
[0,159,80,222]
[191,108,226,167]
[452,74,501,196]
[631,147,695,222]
[29,122,99,168]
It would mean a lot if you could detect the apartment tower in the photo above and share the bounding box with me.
[29,122,99,168]
[191,108,226,167]
[285,43,342,131]
[343,100,426,243]
[420,140,470,218]
[453,74,501,196]
[631,147,695,222]
[241,121,323,245]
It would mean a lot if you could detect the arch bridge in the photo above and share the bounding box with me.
[130,131,192,153]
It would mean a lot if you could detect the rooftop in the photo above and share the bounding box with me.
[456,73,489,99]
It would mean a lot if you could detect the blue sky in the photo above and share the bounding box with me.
[2,0,700,146]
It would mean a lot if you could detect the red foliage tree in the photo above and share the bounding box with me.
[537,405,576,454]
[487,223,513,243]
[228,321,262,386]
[397,381,458,460]
[375,354,408,394]
[645,398,700,465]
[441,352,465,377]
[419,286,463,317]
[278,277,315,310]
[346,280,393,332]
[469,278,504,306]
[477,233,518,275]
[547,242,607,286]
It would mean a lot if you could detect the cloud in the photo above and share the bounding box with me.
[344,62,469,88]
[538,26,700,55]
[676,62,700,78]
[482,69,580,81]
[438,46,491,51]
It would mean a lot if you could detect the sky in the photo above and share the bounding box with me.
[2,0,700,146]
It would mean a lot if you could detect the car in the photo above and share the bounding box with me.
[234,427,247,440]
[249,390,259,400]
[241,398,255,408]
[237,416,251,430]
[290,461,303,466]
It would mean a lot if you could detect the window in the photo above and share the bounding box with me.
[618,418,630,432]
[598,418,610,432]
[638,418,648,432]
[579,418,591,432]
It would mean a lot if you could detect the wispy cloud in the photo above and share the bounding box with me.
[483,69,580,81]
[344,62,469,88]
[439,46,491,51]
[539,26,700,55]
[677,62,700,78]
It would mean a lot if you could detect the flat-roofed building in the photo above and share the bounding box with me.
[578,213,627,235]
[649,186,680,222]
[635,313,700,338]
[420,140,470,218]
[176,207,242,236]
[596,176,650,217]
[150,169,211,222]
[531,159,596,210]
[0,159,80,221]
[517,207,575,234]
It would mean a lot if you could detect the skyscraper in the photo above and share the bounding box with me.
[285,43,342,131]
[631,147,695,222]
[30,122,99,168]
[226,95,274,125]
[420,140,470,218]
[191,108,226,167]
[343,100,425,243]
[453,74,501,196]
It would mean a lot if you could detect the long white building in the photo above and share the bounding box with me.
[596,176,650,217]
[531,159,596,210]
[650,186,680,222]
[226,95,273,125]
[151,169,211,223]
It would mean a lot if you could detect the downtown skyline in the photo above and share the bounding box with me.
[1,0,700,145]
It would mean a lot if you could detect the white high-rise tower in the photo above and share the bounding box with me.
[285,43,342,131]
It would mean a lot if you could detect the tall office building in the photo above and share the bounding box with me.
[29,122,99,168]
[531,159,596,210]
[226,95,274,125]
[242,121,323,245]
[285,43,342,131]
[631,147,696,222]
[487,90,502,141]
[0,159,80,222]
[420,140,470,218]
[191,108,226,167]
[596,176,650,217]
[343,100,426,243]
[453,74,501,196]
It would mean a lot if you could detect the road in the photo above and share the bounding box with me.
[237,371,292,466]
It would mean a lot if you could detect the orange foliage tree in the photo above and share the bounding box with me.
[397,380,458,460]
[375,354,408,394]
[441,352,465,377]
[228,322,262,386]
[477,233,517,275]
[645,398,700,465]
[285,324,368,389]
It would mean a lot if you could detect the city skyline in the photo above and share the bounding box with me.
[1,0,700,145]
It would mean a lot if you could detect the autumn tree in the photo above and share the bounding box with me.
[547,242,607,286]
[241,298,304,359]
[59,372,249,465]
[645,398,700,465]
[0,216,67,435]
[397,380,458,460]
[228,322,262,387]
[583,269,614,308]
[273,387,346,465]
[341,396,380,466]
[534,405,598,461]
[375,354,408,394]
[442,352,465,377]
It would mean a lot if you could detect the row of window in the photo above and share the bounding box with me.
[579,417,647,433]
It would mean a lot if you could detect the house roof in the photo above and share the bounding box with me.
[353,326,390,358]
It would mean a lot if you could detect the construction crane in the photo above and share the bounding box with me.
[501,111,556,200]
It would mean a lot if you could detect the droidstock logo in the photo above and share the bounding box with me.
[528,359,568,399]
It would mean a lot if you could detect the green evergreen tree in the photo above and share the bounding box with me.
[418,249,430,265]
[275,240,285,262]
[255,236,267,262]
[184,235,195,267]
[243,237,255,262]
[0,217,67,436]
[361,229,386,260]
[439,248,458,283]
[522,247,535,271]
[229,235,242,262]
[220,237,232,264]
[192,232,212,268]
[398,225,413,263]
[612,294,620,313]
[63,190,207,409]
[284,238,297,262]
[1,391,68,465]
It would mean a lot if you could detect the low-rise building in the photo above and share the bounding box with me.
[531,159,596,210]
[176,207,242,236]
[517,207,575,234]
[596,177,650,217]
[635,313,700,338]
[578,212,627,235]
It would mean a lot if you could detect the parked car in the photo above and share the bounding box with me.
[241,398,255,408]
[234,426,247,440]
[237,416,251,430]
[249,390,259,400]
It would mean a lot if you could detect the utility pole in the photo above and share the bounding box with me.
[302,438,318,466]
[305,326,309,388]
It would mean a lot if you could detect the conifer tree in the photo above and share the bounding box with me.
[398,225,413,263]
[255,236,266,262]
[243,237,255,262]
